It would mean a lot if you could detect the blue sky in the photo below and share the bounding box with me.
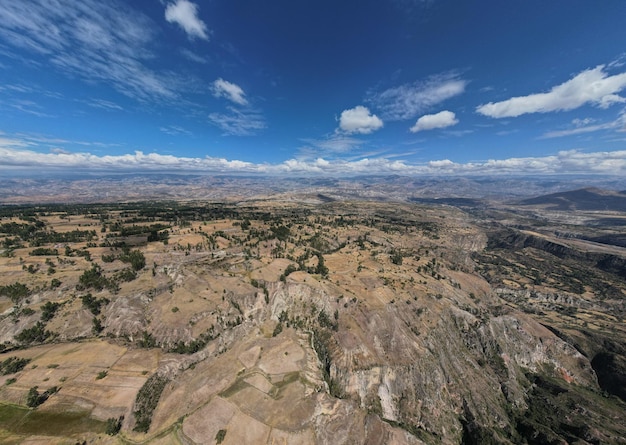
[1,0,626,175]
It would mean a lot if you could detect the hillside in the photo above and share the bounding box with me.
[518,187,626,211]
[0,199,625,444]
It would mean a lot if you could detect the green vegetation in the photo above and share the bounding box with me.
[510,372,626,444]
[29,247,58,256]
[312,328,343,398]
[105,416,123,435]
[26,386,58,408]
[272,322,283,337]
[80,293,109,316]
[77,265,116,292]
[216,429,227,444]
[0,403,106,436]
[133,374,169,433]
[119,248,145,271]
[0,282,29,304]
[390,249,403,265]
[168,328,217,354]
[0,357,30,375]
[40,301,60,322]
[15,322,52,345]
[92,317,104,335]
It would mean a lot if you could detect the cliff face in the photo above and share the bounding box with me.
[268,282,601,444]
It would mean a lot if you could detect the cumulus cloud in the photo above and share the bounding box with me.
[3,134,626,176]
[368,73,467,121]
[338,106,383,134]
[410,110,458,133]
[477,65,626,118]
[211,78,248,106]
[165,0,209,40]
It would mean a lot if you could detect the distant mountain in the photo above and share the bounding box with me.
[518,187,626,211]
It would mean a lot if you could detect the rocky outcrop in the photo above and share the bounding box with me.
[258,282,600,444]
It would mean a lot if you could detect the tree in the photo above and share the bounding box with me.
[106,416,124,435]
[26,386,40,408]
[390,249,403,265]
[271,225,290,244]
[315,253,329,277]
[40,301,60,322]
[15,321,51,344]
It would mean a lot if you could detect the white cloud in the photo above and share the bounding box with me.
[542,112,626,138]
[0,0,179,101]
[338,106,383,134]
[85,98,123,111]
[477,65,626,118]
[211,79,248,106]
[300,135,362,154]
[368,73,466,121]
[297,135,363,160]
[410,110,458,133]
[208,107,266,136]
[3,134,626,176]
[181,48,209,64]
[572,118,595,127]
[160,125,192,136]
[165,0,209,41]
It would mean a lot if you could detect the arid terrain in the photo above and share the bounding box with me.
[0,178,625,444]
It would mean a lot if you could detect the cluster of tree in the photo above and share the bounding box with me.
[106,223,169,237]
[115,268,137,282]
[31,229,96,246]
[0,221,45,239]
[133,374,169,433]
[80,293,109,316]
[105,416,124,436]
[40,301,61,322]
[312,328,343,398]
[1,236,23,250]
[30,247,58,256]
[0,282,29,304]
[64,246,92,261]
[390,249,403,265]
[118,249,145,271]
[77,265,118,292]
[26,385,58,408]
[15,321,53,345]
[0,356,30,375]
